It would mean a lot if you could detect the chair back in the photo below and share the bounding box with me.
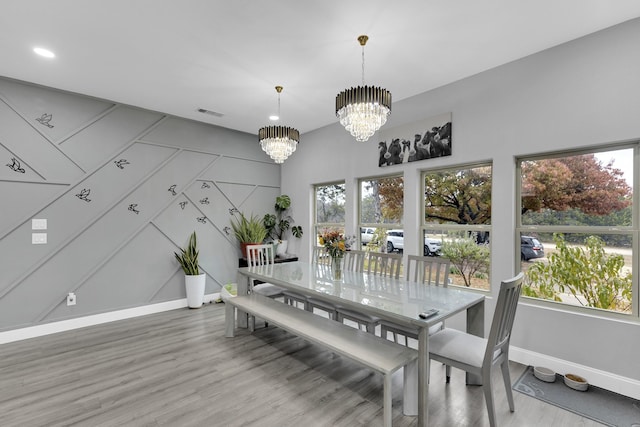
[406,255,450,286]
[246,244,275,267]
[484,272,524,364]
[312,245,330,265]
[367,252,402,278]
[344,249,366,272]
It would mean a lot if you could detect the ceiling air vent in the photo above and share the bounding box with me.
[197,108,224,118]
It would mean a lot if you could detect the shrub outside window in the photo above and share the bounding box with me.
[423,164,492,290]
[517,147,635,316]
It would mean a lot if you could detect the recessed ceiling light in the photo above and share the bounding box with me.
[33,47,55,58]
[269,115,279,121]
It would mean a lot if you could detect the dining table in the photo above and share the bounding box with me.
[236,261,485,427]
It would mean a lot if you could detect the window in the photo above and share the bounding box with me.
[359,175,403,252]
[517,147,635,316]
[422,164,492,290]
[314,182,346,244]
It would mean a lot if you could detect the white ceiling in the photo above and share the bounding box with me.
[2,1,640,136]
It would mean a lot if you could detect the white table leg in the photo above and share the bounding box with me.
[418,327,429,427]
[466,299,485,385]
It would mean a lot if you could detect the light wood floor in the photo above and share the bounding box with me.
[0,302,602,427]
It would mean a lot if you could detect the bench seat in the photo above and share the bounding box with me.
[225,294,418,427]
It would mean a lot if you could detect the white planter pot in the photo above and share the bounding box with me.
[276,240,288,256]
[185,273,206,308]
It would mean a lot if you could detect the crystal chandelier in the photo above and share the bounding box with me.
[259,86,299,164]
[336,35,392,142]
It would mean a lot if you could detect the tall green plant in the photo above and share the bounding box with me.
[174,231,200,275]
[230,212,267,243]
[441,234,490,287]
[524,234,632,311]
[263,194,303,241]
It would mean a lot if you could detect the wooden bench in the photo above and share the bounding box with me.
[225,294,418,427]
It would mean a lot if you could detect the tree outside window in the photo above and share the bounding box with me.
[517,148,635,315]
[359,176,403,252]
[423,164,492,290]
[314,183,346,245]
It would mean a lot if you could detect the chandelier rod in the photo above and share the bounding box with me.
[275,85,283,119]
[358,35,368,86]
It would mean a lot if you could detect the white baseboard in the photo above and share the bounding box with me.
[510,346,640,400]
[0,293,221,345]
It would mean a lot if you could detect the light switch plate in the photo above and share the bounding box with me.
[32,219,47,230]
[32,233,47,244]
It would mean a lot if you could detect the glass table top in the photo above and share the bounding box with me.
[239,261,485,328]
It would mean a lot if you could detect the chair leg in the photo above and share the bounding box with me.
[482,368,497,427]
[445,365,451,383]
[365,322,376,334]
[501,360,515,412]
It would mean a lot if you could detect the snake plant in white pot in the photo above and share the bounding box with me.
[174,231,205,308]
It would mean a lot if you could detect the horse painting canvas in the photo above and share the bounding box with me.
[377,112,452,167]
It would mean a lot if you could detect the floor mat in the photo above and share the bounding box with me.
[513,366,640,427]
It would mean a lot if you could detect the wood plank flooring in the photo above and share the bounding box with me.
[0,303,602,426]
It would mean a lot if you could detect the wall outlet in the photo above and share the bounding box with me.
[32,218,47,230]
[32,233,47,244]
[67,292,76,306]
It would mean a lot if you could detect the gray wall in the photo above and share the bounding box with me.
[282,18,640,390]
[0,77,279,331]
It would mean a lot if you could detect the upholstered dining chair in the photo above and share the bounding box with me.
[245,244,286,327]
[312,245,331,265]
[245,244,282,295]
[335,251,403,334]
[344,249,367,272]
[380,255,451,345]
[428,272,524,427]
[366,251,403,278]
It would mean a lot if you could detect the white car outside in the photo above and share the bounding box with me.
[384,229,442,256]
[360,227,376,245]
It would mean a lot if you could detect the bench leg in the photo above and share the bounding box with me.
[403,359,418,416]
[225,303,236,337]
[383,373,392,427]
[249,314,256,332]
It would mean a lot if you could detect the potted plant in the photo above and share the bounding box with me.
[230,211,268,258]
[174,231,206,308]
[263,194,303,256]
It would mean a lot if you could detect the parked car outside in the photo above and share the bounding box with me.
[384,229,442,256]
[521,236,544,260]
[360,227,376,245]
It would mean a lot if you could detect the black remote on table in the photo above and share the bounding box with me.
[418,309,439,319]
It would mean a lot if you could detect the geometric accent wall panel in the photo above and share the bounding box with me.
[0,143,39,181]
[0,99,85,182]
[0,143,178,290]
[153,193,239,288]
[201,156,279,187]
[139,117,265,161]
[45,224,185,321]
[60,106,165,171]
[0,149,218,329]
[237,185,281,218]
[183,181,237,238]
[0,181,67,237]
[0,76,282,333]
[209,182,255,213]
[0,77,116,143]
